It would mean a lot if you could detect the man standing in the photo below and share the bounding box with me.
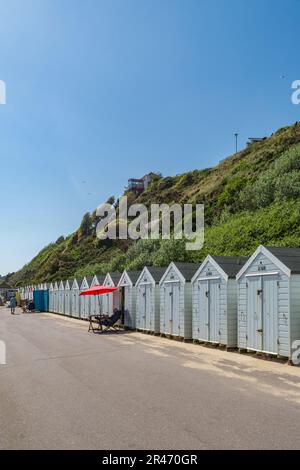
[10,296,17,315]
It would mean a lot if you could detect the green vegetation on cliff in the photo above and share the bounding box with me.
[7,122,300,286]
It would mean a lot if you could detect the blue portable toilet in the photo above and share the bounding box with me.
[33,290,45,312]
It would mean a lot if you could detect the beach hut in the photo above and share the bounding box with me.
[236,246,300,359]
[21,286,27,302]
[53,282,59,313]
[71,278,81,318]
[89,274,106,316]
[102,273,122,316]
[19,287,26,301]
[28,286,34,301]
[136,267,167,334]
[64,280,72,316]
[159,262,199,339]
[79,277,93,319]
[26,286,31,301]
[43,284,50,312]
[192,255,247,347]
[58,281,65,314]
[49,283,54,312]
[118,270,141,329]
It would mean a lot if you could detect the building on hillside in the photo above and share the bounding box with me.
[247,137,267,146]
[125,173,158,193]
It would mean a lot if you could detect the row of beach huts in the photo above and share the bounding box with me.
[19,245,300,360]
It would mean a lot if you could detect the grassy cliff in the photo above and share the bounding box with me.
[7,122,300,286]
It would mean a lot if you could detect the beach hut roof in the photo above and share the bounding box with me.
[95,274,106,285]
[264,246,300,273]
[143,266,168,284]
[172,262,200,281]
[109,272,122,285]
[126,270,141,284]
[210,256,249,278]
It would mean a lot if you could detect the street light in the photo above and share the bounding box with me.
[234,133,238,154]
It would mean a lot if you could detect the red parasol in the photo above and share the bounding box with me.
[79,285,118,296]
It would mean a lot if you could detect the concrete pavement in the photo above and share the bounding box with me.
[1,307,300,450]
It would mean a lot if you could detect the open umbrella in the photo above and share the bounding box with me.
[80,285,119,319]
[79,285,118,296]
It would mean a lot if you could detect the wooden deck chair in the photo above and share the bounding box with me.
[88,309,123,333]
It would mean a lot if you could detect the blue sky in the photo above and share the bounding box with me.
[0,0,299,274]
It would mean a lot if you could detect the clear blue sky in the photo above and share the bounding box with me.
[0,0,299,274]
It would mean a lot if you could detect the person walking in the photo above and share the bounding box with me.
[10,296,17,315]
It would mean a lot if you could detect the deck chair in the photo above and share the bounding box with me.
[88,309,123,333]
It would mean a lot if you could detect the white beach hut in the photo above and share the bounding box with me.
[70,278,81,318]
[192,255,247,347]
[29,286,34,301]
[102,273,122,316]
[136,266,167,334]
[53,282,59,313]
[159,262,199,339]
[89,274,106,316]
[64,280,72,316]
[49,283,54,312]
[79,277,93,319]
[118,270,141,330]
[237,246,300,359]
[19,287,26,301]
[58,281,65,314]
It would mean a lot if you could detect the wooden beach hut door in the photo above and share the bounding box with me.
[262,275,278,354]
[138,285,147,329]
[247,275,278,354]
[123,285,132,328]
[198,279,220,343]
[163,283,172,335]
[164,282,180,336]
[103,286,115,316]
[172,282,180,336]
[139,284,152,330]
[145,284,152,330]
[209,279,220,343]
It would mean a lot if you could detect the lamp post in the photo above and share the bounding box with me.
[234,133,238,154]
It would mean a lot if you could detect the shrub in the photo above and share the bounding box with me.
[275,171,300,200]
[238,173,275,210]
[273,144,300,176]
[152,238,192,266]
[78,212,93,238]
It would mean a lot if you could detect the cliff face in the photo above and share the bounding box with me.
[7,122,300,286]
